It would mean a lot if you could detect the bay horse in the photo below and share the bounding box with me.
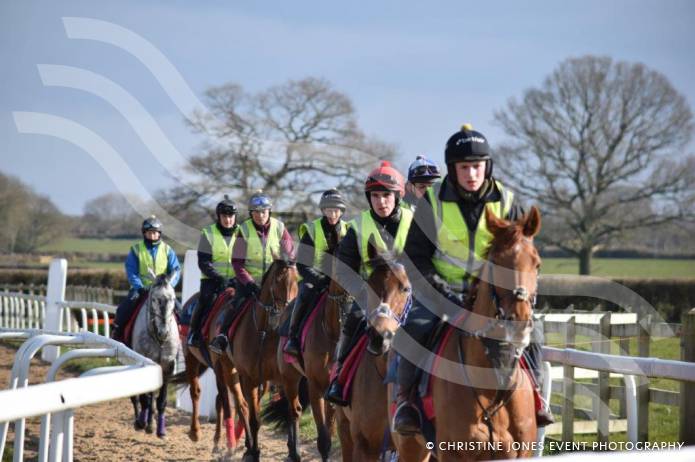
[130,270,180,438]
[180,288,247,460]
[227,257,299,461]
[425,207,541,461]
[274,231,344,461]
[336,239,413,461]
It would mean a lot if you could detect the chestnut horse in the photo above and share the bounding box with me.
[336,241,413,461]
[425,207,542,461]
[274,233,344,461]
[180,289,248,461]
[227,258,299,461]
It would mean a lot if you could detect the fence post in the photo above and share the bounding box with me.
[681,308,695,445]
[181,249,201,305]
[597,313,611,443]
[637,313,651,441]
[42,258,67,362]
[562,316,576,442]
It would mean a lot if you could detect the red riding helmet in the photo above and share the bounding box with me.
[364,161,405,198]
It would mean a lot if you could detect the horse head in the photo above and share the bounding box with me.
[470,206,541,363]
[364,236,412,355]
[259,251,298,331]
[147,270,177,342]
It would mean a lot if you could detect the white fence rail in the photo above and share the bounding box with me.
[0,329,162,462]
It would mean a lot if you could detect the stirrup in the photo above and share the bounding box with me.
[209,335,228,355]
[392,400,422,436]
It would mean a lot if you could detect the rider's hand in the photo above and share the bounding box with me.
[247,283,261,297]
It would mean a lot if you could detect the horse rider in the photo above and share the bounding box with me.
[112,215,181,342]
[324,161,414,406]
[210,190,295,354]
[403,155,442,210]
[391,124,554,436]
[284,189,350,357]
[187,195,239,349]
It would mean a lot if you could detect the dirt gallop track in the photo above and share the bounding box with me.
[0,342,330,461]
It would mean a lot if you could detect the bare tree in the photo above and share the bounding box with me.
[494,56,695,274]
[164,77,396,226]
[0,171,68,253]
[81,192,141,237]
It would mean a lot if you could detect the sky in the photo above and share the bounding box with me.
[1,0,694,215]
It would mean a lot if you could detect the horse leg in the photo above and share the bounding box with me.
[145,392,155,434]
[282,374,303,462]
[214,361,239,453]
[225,365,250,454]
[213,392,223,451]
[187,359,202,442]
[135,394,149,430]
[130,396,141,430]
[155,375,169,438]
[308,379,331,461]
[240,375,261,461]
[336,409,353,462]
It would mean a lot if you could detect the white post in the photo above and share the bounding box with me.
[42,259,67,362]
[176,250,217,417]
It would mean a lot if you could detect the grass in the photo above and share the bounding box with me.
[541,258,695,278]
[545,333,682,446]
[39,237,134,254]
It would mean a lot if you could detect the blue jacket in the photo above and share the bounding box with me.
[125,241,181,290]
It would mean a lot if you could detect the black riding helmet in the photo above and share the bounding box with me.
[216,194,237,217]
[141,215,162,245]
[444,123,493,179]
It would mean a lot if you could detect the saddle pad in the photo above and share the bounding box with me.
[124,295,148,348]
[300,291,328,353]
[333,334,369,403]
[202,288,235,336]
[225,298,254,346]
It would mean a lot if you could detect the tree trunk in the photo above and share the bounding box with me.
[579,247,593,275]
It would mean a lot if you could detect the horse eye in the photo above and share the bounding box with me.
[402,285,412,294]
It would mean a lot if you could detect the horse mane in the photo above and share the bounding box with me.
[366,251,398,274]
[260,258,294,287]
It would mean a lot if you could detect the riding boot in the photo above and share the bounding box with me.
[187,300,207,349]
[284,283,317,357]
[324,302,363,406]
[523,340,555,427]
[210,291,245,354]
[392,357,422,435]
[112,288,141,342]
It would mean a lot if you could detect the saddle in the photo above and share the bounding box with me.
[123,294,148,347]
[280,291,328,365]
[223,298,255,352]
[329,333,369,405]
[202,288,235,336]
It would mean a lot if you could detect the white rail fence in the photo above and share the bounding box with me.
[0,329,162,462]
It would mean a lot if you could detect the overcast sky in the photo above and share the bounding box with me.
[2,0,694,214]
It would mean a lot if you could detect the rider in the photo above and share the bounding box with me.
[284,189,350,357]
[403,155,441,210]
[209,190,295,354]
[324,161,414,406]
[391,124,553,435]
[112,215,181,342]
[187,195,239,349]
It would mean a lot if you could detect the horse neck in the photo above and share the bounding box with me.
[463,270,497,369]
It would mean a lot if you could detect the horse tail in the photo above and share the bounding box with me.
[168,364,207,386]
[260,377,310,431]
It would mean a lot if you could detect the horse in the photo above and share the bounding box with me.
[424,207,542,461]
[179,287,247,460]
[227,257,299,461]
[129,270,180,438]
[273,232,344,461]
[336,239,413,461]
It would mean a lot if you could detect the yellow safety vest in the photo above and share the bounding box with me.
[298,218,349,270]
[428,180,513,288]
[238,217,285,283]
[350,208,414,278]
[132,241,170,287]
[200,224,237,280]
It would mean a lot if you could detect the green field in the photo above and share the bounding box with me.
[541,258,694,278]
[39,237,134,254]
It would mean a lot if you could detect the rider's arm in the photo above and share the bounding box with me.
[197,233,224,282]
[403,192,437,277]
[232,233,254,285]
[279,227,296,261]
[334,228,363,297]
[166,246,181,288]
[297,231,324,284]
[125,248,144,290]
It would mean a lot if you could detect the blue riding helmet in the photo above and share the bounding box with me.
[407,155,441,183]
[248,191,272,211]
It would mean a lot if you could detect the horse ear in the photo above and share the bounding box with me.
[367,234,379,261]
[523,206,542,238]
[164,268,175,286]
[147,267,157,281]
[485,206,509,237]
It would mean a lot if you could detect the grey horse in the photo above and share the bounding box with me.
[130,270,181,437]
